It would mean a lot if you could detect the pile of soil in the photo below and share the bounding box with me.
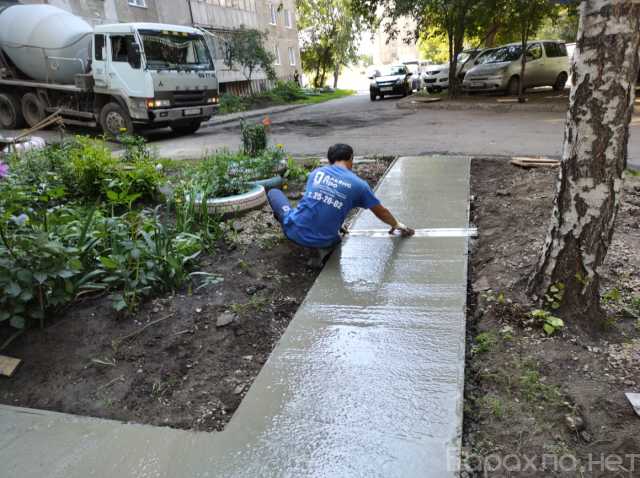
[0,159,392,432]
[464,158,640,477]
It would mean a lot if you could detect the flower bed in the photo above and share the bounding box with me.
[0,134,299,341]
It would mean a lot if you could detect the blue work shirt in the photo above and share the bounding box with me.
[283,165,381,248]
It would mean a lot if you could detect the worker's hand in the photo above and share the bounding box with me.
[340,226,349,236]
[389,222,415,237]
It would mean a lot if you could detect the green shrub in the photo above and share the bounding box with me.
[270,80,307,102]
[219,93,247,114]
[7,136,163,205]
[240,120,268,156]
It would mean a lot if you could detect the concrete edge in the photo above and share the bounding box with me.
[203,103,311,129]
[396,97,569,113]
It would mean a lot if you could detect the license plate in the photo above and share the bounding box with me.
[380,87,393,92]
[183,108,202,116]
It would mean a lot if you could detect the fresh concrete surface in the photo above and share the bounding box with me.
[0,155,471,478]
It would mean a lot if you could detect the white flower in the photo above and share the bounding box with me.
[13,214,28,226]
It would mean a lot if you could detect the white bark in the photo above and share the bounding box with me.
[531,0,640,318]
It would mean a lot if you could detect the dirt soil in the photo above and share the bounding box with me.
[464,158,640,477]
[0,159,392,432]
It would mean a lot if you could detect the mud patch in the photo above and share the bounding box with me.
[0,160,392,432]
[463,158,640,477]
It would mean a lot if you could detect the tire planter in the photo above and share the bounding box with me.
[194,183,267,216]
[253,175,284,191]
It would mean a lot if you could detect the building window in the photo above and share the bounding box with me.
[274,45,281,65]
[128,0,147,7]
[288,47,295,66]
[269,3,277,25]
[284,9,291,28]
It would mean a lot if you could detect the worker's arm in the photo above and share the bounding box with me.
[370,204,415,237]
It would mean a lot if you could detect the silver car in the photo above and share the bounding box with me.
[462,41,570,95]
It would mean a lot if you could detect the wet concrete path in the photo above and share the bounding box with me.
[0,155,471,478]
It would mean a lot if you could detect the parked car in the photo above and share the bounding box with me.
[462,40,570,95]
[422,50,482,93]
[369,65,413,100]
[403,60,424,91]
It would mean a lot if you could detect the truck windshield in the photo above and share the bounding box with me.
[140,31,212,70]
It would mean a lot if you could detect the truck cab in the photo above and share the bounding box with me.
[92,23,219,137]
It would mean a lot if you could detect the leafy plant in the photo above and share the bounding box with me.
[474,331,498,354]
[544,282,565,309]
[223,26,276,82]
[283,157,312,182]
[530,309,564,336]
[240,120,268,157]
[219,93,248,114]
[602,287,621,304]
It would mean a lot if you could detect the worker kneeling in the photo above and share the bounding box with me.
[267,143,414,266]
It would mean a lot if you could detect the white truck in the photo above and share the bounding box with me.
[0,4,219,137]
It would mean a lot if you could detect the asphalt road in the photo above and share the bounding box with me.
[3,93,640,167]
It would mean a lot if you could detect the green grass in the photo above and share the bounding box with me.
[293,89,355,105]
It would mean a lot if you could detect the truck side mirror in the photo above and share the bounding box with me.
[128,43,142,69]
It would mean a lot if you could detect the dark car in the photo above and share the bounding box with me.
[369,65,413,101]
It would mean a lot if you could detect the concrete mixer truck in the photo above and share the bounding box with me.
[0,4,219,137]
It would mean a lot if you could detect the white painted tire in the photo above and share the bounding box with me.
[195,183,267,215]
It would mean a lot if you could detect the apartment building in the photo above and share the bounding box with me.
[13,0,300,93]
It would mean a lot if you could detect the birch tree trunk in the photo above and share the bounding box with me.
[530,0,640,320]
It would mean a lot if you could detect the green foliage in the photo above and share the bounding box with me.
[602,288,621,304]
[6,136,163,205]
[418,31,449,64]
[219,93,248,114]
[544,282,564,309]
[298,0,363,88]
[530,309,564,336]
[519,369,562,403]
[535,6,579,42]
[474,331,498,354]
[0,138,206,333]
[270,81,308,102]
[283,157,312,182]
[240,121,268,156]
[224,26,276,81]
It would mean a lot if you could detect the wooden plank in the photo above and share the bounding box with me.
[512,156,560,164]
[0,355,21,377]
[511,158,560,169]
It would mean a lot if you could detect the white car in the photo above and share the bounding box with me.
[403,60,424,91]
[422,50,484,93]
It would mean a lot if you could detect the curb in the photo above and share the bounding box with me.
[203,104,310,129]
[397,97,569,113]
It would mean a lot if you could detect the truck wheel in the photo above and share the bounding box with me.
[170,120,202,135]
[99,102,134,139]
[21,93,47,128]
[0,93,25,129]
[369,90,376,101]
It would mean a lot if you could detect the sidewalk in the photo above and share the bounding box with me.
[0,155,472,478]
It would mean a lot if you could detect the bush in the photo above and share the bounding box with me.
[6,136,164,205]
[270,80,307,102]
[0,137,201,333]
[219,93,247,114]
[240,120,268,156]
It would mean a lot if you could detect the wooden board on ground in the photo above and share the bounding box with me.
[511,156,560,169]
[497,98,527,103]
[0,355,22,377]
